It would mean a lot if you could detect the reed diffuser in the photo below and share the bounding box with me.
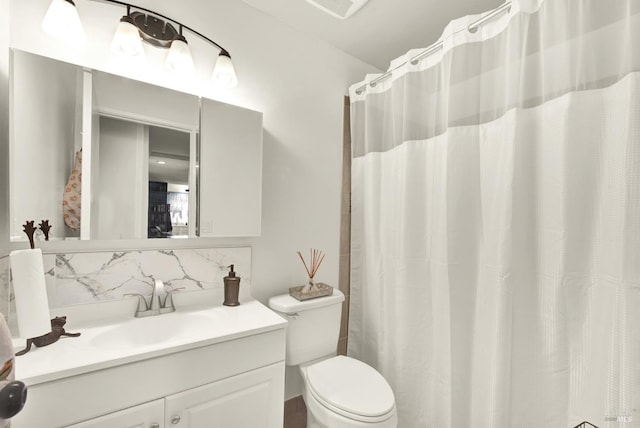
[289,249,333,301]
[297,248,326,293]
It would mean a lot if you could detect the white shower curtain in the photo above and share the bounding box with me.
[348,1,640,427]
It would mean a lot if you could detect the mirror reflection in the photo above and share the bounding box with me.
[10,49,81,242]
[10,49,199,241]
[96,117,191,240]
[147,125,191,239]
[9,49,263,244]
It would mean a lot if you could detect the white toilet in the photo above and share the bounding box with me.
[269,289,398,428]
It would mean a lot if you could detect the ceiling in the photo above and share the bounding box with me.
[148,126,191,185]
[240,0,505,70]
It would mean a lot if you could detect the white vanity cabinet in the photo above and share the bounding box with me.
[66,399,165,428]
[65,363,283,428]
[12,303,287,428]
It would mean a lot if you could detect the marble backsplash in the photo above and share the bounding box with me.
[0,247,252,320]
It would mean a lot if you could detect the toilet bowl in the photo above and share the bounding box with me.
[268,289,398,428]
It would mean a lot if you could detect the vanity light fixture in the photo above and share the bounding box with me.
[110,10,144,57]
[165,33,196,76]
[41,0,86,43]
[41,0,238,86]
[212,52,238,87]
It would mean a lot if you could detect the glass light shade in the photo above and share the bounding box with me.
[212,53,238,87]
[111,17,144,57]
[166,38,195,75]
[41,0,85,43]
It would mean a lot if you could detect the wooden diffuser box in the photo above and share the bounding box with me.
[289,283,333,301]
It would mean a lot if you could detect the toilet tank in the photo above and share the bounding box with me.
[268,288,345,366]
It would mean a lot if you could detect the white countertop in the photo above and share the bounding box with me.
[14,300,287,386]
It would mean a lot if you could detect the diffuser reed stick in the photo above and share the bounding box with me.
[297,248,325,293]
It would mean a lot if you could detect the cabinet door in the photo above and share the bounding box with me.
[164,362,284,428]
[199,98,263,237]
[65,399,165,428]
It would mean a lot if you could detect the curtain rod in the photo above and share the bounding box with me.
[468,1,512,33]
[354,1,512,95]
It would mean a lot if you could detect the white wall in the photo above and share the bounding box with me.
[98,117,148,240]
[92,70,200,130]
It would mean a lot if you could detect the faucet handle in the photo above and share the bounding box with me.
[161,287,186,310]
[123,293,149,312]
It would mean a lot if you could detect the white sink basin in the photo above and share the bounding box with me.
[90,312,212,348]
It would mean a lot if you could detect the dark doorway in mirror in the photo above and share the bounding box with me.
[148,125,191,239]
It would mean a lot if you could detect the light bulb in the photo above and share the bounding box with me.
[212,52,238,87]
[111,16,144,57]
[41,0,85,43]
[166,36,195,75]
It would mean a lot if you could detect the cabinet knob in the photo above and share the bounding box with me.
[171,415,181,424]
[150,424,160,428]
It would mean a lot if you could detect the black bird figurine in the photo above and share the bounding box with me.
[21,221,37,249]
[38,220,51,241]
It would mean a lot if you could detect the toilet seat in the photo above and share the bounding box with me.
[305,356,395,423]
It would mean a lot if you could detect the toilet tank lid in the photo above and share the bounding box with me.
[268,288,344,313]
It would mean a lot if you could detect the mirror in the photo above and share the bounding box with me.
[9,49,262,243]
[146,124,191,239]
[96,117,192,239]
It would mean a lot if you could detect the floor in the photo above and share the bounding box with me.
[284,395,307,428]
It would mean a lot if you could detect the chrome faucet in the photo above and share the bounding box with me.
[124,281,184,318]
[150,280,166,314]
